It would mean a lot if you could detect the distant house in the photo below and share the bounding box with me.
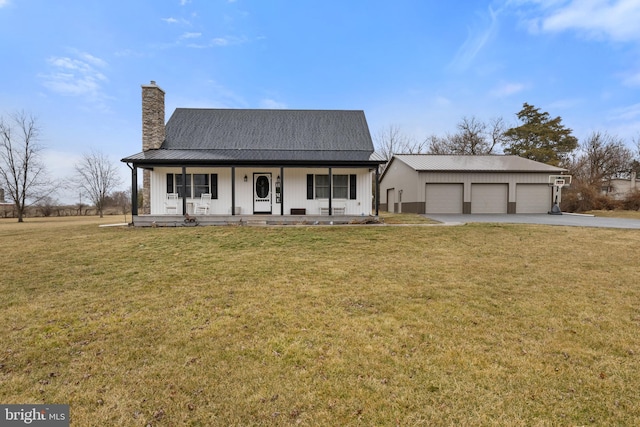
[121,82,384,225]
[0,187,13,218]
[380,154,568,214]
[601,172,638,200]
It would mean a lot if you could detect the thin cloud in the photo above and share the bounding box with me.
[189,79,248,108]
[434,96,453,107]
[609,103,640,121]
[489,82,526,98]
[623,70,640,86]
[449,5,501,72]
[212,35,248,46]
[77,51,107,68]
[162,17,191,25]
[520,0,640,42]
[187,35,251,48]
[180,32,202,40]
[260,99,287,109]
[40,50,111,109]
[547,98,583,110]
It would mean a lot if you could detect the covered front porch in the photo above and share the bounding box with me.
[126,163,382,226]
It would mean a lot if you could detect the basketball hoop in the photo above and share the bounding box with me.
[548,175,572,187]
[548,175,571,215]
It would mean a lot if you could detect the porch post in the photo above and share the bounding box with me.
[231,167,236,215]
[129,164,138,216]
[181,166,187,215]
[328,167,332,216]
[280,166,284,216]
[375,166,380,216]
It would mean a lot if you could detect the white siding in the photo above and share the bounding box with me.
[471,184,508,213]
[284,168,372,216]
[516,184,551,213]
[425,184,463,214]
[149,166,373,216]
[151,167,233,215]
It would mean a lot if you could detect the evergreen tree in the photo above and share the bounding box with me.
[503,103,578,166]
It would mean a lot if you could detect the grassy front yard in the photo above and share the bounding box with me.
[586,210,640,219]
[1,218,639,425]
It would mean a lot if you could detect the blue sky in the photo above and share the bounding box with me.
[1,0,639,202]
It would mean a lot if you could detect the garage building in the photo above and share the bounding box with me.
[380,155,567,214]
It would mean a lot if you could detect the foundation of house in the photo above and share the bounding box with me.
[131,214,381,227]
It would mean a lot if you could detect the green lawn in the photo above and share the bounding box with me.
[1,217,639,425]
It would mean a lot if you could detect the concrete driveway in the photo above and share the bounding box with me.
[424,213,640,229]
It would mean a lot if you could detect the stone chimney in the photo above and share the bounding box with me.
[141,81,165,214]
[0,187,4,203]
[142,81,165,151]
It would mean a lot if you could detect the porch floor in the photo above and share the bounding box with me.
[131,214,380,227]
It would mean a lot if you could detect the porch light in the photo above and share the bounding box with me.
[244,174,248,182]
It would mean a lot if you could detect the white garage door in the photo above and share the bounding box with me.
[471,184,508,214]
[516,184,551,213]
[425,184,463,214]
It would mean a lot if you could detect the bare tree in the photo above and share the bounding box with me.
[631,135,640,174]
[37,196,58,217]
[425,134,450,154]
[487,117,507,154]
[427,116,504,155]
[74,150,123,218]
[569,132,633,186]
[110,189,131,222]
[0,111,49,222]
[374,125,417,161]
[374,124,429,172]
[454,116,488,154]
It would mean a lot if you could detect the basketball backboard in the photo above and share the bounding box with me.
[548,175,572,187]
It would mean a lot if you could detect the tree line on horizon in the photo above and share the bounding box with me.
[2,104,640,222]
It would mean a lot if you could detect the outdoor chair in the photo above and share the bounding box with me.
[165,193,179,214]
[333,204,346,215]
[194,193,211,215]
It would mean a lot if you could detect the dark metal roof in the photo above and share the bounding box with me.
[122,148,381,166]
[165,109,374,150]
[121,108,382,166]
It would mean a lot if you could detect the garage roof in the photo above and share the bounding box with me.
[392,155,567,173]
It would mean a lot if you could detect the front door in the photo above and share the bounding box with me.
[253,173,272,214]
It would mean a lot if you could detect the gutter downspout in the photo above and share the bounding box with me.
[181,166,187,215]
[375,167,380,216]
[328,167,333,216]
[231,167,236,215]
[127,163,138,217]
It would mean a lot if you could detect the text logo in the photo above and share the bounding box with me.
[1,405,69,426]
